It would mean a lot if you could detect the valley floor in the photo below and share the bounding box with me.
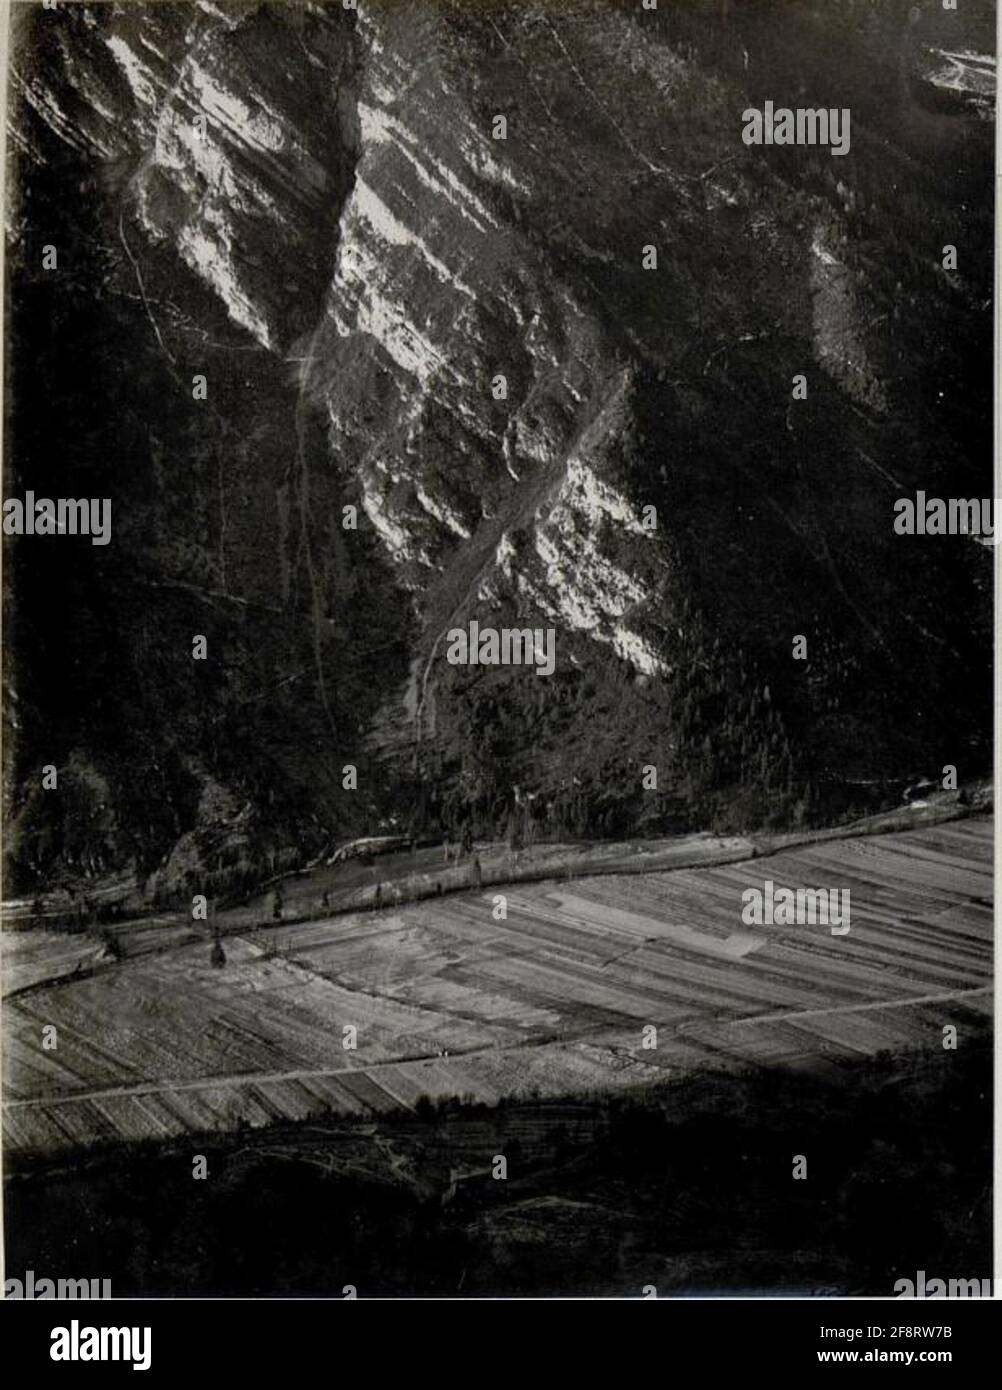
[2,814,992,1156]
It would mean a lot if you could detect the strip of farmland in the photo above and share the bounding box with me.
[2,817,992,1155]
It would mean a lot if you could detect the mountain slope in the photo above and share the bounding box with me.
[3,0,994,900]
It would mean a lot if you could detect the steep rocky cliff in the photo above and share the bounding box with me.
[3,0,994,899]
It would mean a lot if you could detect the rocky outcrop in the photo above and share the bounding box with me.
[10,1,358,345]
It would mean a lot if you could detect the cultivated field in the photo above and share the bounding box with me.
[2,816,992,1155]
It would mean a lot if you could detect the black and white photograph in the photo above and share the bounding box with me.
[1,0,996,1330]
